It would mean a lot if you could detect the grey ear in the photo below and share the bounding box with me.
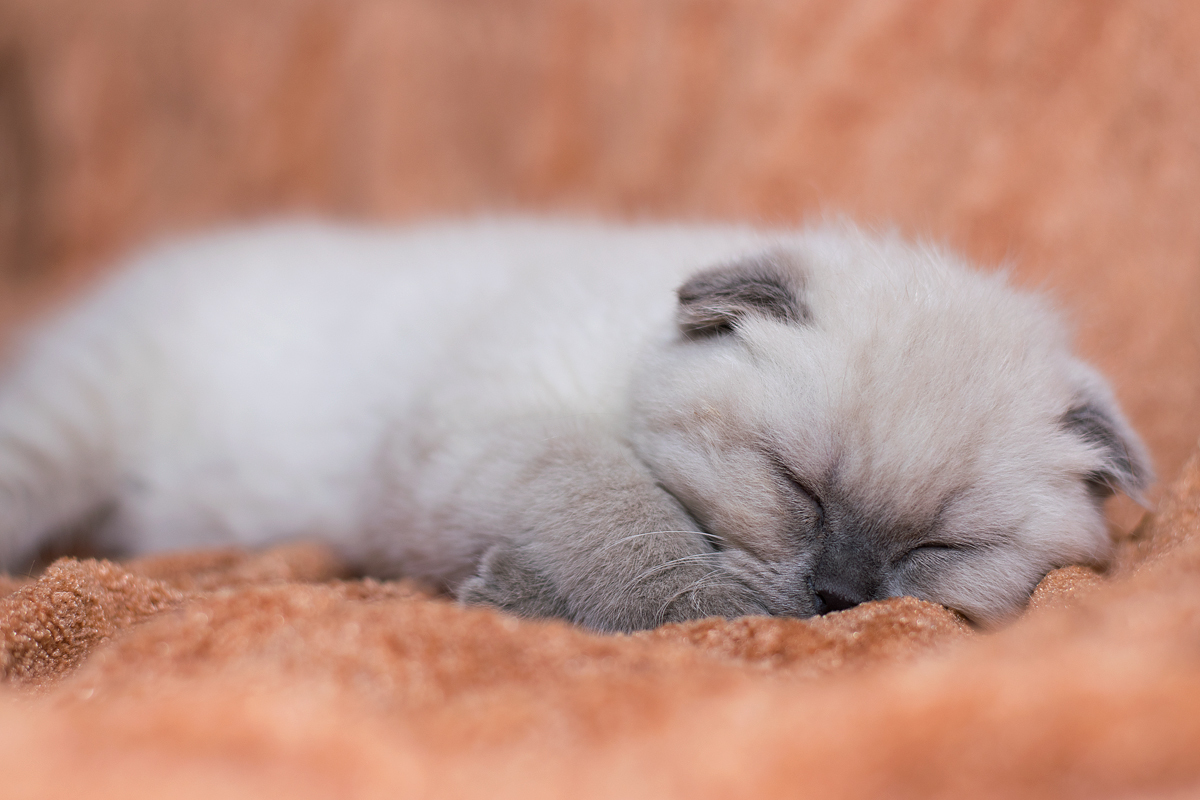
[676,252,809,337]
[1060,401,1154,501]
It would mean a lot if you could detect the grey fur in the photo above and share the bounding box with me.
[1060,403,1149,498]
[676,252,809,336]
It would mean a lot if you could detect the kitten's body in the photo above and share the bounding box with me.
[0,219,1150,631]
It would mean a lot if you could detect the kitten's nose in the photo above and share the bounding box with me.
[814,587,865,614]
[811,530,881,615]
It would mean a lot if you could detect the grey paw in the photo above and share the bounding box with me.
[659,580,770,624]
[456,542,572,621]
[457,541,770,632]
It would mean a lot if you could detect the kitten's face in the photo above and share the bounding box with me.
[630,234,1151,626]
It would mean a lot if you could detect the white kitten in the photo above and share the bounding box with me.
[0,219,1150,630]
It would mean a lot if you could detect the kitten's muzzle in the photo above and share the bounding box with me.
[810,533,881,615]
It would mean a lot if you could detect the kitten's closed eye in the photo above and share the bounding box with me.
[784,475,825,520]
[903,543,959,559]
[767,454,825,522]
[898,542,987,568]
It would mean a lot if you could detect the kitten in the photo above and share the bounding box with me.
[0,219,1151,631]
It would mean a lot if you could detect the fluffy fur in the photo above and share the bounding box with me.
[0,219,1151,630]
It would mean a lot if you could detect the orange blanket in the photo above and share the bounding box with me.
[2,2,1198,796]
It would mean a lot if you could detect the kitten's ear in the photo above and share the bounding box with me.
[1060,395,1154,503]
[676,252,809,337]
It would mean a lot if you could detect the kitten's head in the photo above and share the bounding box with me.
[630,228,1151,627]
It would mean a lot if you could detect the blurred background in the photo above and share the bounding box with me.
[0,0,1196,494]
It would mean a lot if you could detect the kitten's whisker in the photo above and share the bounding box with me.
[598,529,725,552]
[623,553,718,590]
[658,570,746,619]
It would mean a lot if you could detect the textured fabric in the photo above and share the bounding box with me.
[1,1,1199,796]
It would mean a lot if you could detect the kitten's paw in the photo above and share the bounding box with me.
[456,542,571,621]
[659,581,770,624]
[458,541,769,632]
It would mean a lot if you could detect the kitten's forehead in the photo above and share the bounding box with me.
[756,239,1077,519]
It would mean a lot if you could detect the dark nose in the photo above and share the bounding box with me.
[814,587,865,614]
[810,529,880,615]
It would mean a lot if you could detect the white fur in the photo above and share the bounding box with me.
[0,219,1150,629]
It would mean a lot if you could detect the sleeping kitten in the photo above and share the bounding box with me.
[0,219,1151,631]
